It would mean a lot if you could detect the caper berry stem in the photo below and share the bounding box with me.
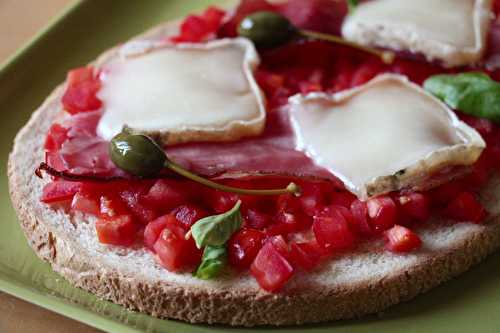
[165,160,301,196]
[299,30,395,64]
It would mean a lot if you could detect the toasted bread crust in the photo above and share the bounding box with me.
[8,19,500,326]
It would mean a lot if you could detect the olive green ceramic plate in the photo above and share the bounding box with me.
[2,1,500,332]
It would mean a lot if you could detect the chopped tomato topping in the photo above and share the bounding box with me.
[41,181,82,203]
[244,208,272,229]
[384,225,422,253]
[396,192,430,223]
[367,196,398,233]
[250,237,294,292]
[228,228,266,269]
[71,191,99,215]
[154,220,201,271]
[172,204,208,229]
[142,179,187,213]
[95,215,137,246]
[350,199,373,236]
[443,191,487,224]
[144,214,176,250]
[289,241,321,271]
[62,67,102,114]
[171,6,226,43]
[312,208,356,252]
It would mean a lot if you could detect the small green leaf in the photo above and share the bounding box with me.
[194,245,227,280]
[347,0,359,13]
[424,72,500,122]
[190,201,243,249]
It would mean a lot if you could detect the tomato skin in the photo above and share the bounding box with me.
[367,196,398,233]
[384,225,422,253]
[397,192,430,223]
[250,238,294,292]
[266,211,312,236]
[172,204,209,229]
[41,181,82,204]
[95,215,137,246]
[172,6,226,42]
[144,215,177,250]
[154,223,202,272]
[443,191,487,224]
[312,209,356,252]
[62,67,102,114]
[228,228,266,269]
[244,208,272,229]
[142,180,187,213]
[350,199,373,236]
[99,195,130,218]
[289,241,321,271]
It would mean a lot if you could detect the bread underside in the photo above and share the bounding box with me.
[8,19,500,326]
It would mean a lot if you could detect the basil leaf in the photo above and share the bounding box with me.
[424,72,500,122]
[194,245,227,280]
[347,0,359,13]
[190,200,242,249]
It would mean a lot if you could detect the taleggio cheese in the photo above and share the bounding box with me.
[342,0,493,67]
[97,38,266,145]
[289,74,485,200]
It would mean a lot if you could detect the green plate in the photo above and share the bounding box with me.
[2,1,500,332]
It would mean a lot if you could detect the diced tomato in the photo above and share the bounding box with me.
[367,196,397,232]
[99,195,130,218]
[244,208,272,229]
[276,193,302,213]
[397,192,430,223]
[350,199,373,236]
[95,215,137,246]
[119,190,157,224]
[144,214,177,250]
[462,154,492,190]
[154,221,202,271]
[443,191,487,224]
[350,61,384,87]
[71,191,99,215]
[289,241,321,271]
[210,191,239,213]
[266,211,312,236]
[44,123,69,151]
[142,179,187,213]
[202,6,226,31]
[41,181,82,203]
[171,7,226,43]
[250,238,294,292]
[62,67,102,114]
[172,204,208,229]
[228,228,266,269]
[330,191,356,208]
[429,181,463,207]
[384,225,422,253]
[312,208,356,252]
[298,183,327,216]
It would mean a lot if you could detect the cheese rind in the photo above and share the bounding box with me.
[289,74,485,199]
[97,38,266,145]
[342,0,493,67]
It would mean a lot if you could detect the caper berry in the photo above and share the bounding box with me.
[109,133,166,177]
[238,11,296,49]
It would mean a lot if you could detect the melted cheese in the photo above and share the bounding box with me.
[342,0,493,67]
[289,74,485,199]
[97,38,266,145]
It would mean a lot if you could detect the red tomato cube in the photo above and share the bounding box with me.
[312,209,356,252]
[142,179,187,213]
[172,204,209,229]
[41,181,82,204]
[228,228,266,269]
[367,196,398,232]
[397,192,430,222]
[244,208,272,229]
[443,191,487,224]
[384,225,422,253]
[350,199,373,236]
[289,241,321,271]
[250,239,294,292]
[95,215,137,246]
[144,214,177,250]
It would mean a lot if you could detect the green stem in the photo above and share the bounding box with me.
[299,30,395,64]
[165,160,301,196]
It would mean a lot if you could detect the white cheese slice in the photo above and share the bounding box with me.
[289,74,485,199]
[342,0,493,67]
[97,38,266,145]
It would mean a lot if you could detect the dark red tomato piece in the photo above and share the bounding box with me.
[172,204,209,229]
[276,193,302,214]
[367,196,397,232]
[144,214,177,250]
[71,191,99,215]
[350,199,373,236]
[41,181,82,204]
[44,123,69,152]
[99,195,130,218]
[154,223,202,272]
[298,183,327,216]
[62,67,102,114]
[384,225,422,253]
[396,192,430,223]
[428,181,463,207]
[350,61,384,87]
[244,208,272,229]
[462,154,492,190]
[289,241,321,271]
[210,191,239,213]
[312,209,356,252]
[172,7,226,43]
[201,6,226,31]
[266,211,312,236]
[142,179,187,213]
[95,215,137,246]
[330,191,356,208]
[228,228,266,269]
[250,238,294,292]
[119,190,157,225]
[443,191,487,224]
